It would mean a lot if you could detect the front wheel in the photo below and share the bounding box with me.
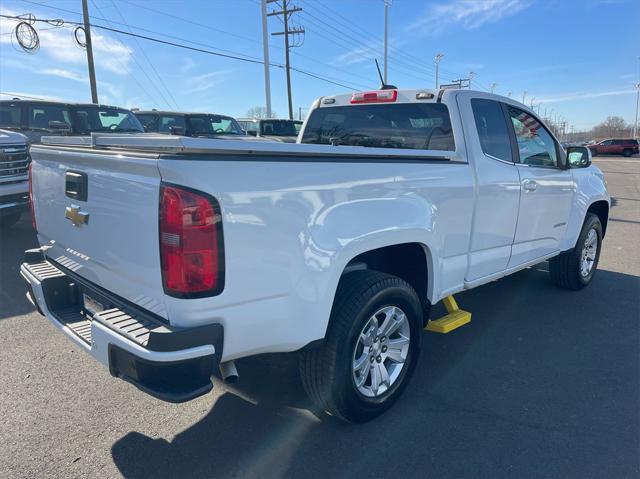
[549,213,602,290]
[300,270,423,423]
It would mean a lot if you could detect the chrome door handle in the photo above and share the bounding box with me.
[523,180,538,192]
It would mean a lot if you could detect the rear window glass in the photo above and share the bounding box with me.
[260,120,297,137]
[0,104,21,128]
[301,103,455,151]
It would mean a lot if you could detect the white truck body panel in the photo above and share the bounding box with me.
[27,90,609,363]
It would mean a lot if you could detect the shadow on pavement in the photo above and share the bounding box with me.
[112,267,640,479]
[0,215,38,320]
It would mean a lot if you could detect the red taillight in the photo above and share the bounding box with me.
[28,162,36,231]
[159,184,224,298]
[350,89,398,104]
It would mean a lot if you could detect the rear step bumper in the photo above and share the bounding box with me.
[20,247,223,403]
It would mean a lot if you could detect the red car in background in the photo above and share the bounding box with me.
[589,139,639,157]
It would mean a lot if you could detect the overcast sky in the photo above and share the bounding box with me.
[1,0,638,130]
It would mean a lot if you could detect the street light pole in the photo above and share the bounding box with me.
[435,53,443,89]
[468,71,475,89]
[490,82,497,93]
[634,82,639,139]
[522,91,527,104]
[261,0,272,118]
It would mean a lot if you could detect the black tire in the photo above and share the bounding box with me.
[549,213,602,290]
[0,212,21,229]
[300,270,423,423]
[622,149,632,157]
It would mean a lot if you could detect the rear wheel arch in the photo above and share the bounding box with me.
[338,242,433,323]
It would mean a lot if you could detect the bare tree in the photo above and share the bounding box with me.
[593,116,628,138]
[245,106,277,119]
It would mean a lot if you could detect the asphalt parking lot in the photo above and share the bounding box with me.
[0,156,638,479]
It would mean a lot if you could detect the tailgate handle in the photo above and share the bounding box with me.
[65,171,88,201]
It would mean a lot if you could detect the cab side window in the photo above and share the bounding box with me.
[507,106,558,167]
[158,115,186,133]
[28,105,71,130]
[136,114,157,132]
[471,99,513,162]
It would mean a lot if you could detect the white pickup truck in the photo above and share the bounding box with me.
[21,89,609,422]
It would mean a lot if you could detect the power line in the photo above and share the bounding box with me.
[119,0,371,88]
[88,0,172,108]
[108,0,180,109]
[0,12,359,92]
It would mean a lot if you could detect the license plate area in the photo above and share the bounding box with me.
[83,292,105,317]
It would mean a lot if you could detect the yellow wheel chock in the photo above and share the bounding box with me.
[425,295,471,333]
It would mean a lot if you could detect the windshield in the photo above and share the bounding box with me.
[260,119,297,137]
[72,106,144,133]
[301,103,455,151]
[187,115,244,136]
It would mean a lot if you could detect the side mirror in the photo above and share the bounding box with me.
[169,125,185,135]
[48,120,72,134]
[567,146,592,169]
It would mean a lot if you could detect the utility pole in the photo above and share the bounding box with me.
[490,82,497,93]
[383,0,391,84]
[268,0,304,120]
[81,0,98,103]
[634,82,639,139]
[261,0,272,118]
[468,71,475,89]
[434,53,443,89]
[522,91,527,104]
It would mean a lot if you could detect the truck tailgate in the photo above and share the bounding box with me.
[30,146,168,319]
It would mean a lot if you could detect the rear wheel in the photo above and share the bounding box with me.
[0,212,21,229]
[549,213,602,290]
[300,270,423,423]
[622,148,632,157]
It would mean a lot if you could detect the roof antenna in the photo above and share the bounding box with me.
[375,59,397,90]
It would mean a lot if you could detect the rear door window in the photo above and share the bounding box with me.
[507,106,558,167]
[135,114,157,132]
[158,115,186,133]
[0,104,22,128]
[471,99,512,162]
[28,104,71,130]
[301,103,455,151]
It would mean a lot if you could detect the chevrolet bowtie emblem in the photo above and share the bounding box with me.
[65,204,89,227]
